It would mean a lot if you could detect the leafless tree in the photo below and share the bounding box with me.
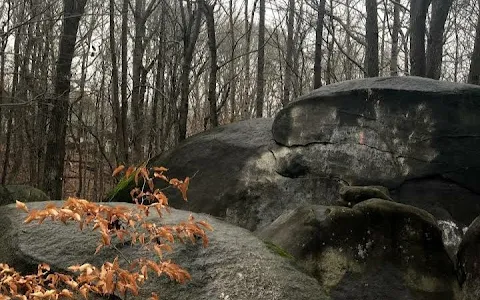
[469,0,480,84]
[365,0,379,77]
[43,0,88,199]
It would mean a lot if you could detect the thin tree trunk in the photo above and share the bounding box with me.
[149,12,166,155]
[426,0,454,79]
[402,30,409,74]
[72,16,93,197]
[241,0,252,119]
[365,0,379,77]
[131,0,148,162]
[43,0,87,199]
[292,2,304,98]
[379,4,386,76]
[345,0,352,80]
[131,5,144,161]
[468,0,480,84]
[109,0,126,164]
[410,0,431,77]
[390,0,400,76]
[1,3,24,184]
[255,0,265,117]
[0,33,6,142]
[120,0,129,163]
[202,1,218,127]
[325,0,334,84]
[282,0,295,107]
[228,0,237,122]
[313,0,326,89]
[35,15,53,187]
[453,1,459,82]
[178,2,201,142]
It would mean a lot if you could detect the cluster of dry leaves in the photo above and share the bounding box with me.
[0,165,212,299]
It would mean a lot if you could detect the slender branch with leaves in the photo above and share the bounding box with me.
[0,165,212,299]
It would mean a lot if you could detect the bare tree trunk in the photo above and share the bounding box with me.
[132,0,145,162]
[43,0,87,200]
[379,4,386,76]
[178,2,201,142]
[390,0,400,76]
[282,0,295,107]
[2,2,24,184]
[468,0,480,84]
[0,27,7,142]
[109,0,126,164]
[453,1,459,82]
[402,30,409,75]
[325,0,335,84]
[426,0,454,79]
[228,0,237,122]
[344,0,352,80]
[34,13,53,187]
[202,0,218,127]
[313,0,327,89]
[410,0,431,77]
[292,2,304,98]
[72,14,93,197]
[131,0,160,162]
[255,0,265,117]
[120,0,129,163]
[365,0,379,77]
[149,11,166,155]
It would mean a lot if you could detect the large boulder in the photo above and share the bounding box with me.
[457,216,480,299]
[272,76,480,226]
[338,185,392,207]
[259,199,461,300]
[109,77,480,232]
[0,201,328,300]
[124,118,341,231]
[0,184,49,206]
[0,185,14,205]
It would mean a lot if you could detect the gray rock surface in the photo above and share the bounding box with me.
[0,184,50,206]
[140,119,341,231]
[272,76,480,225]
[338,185,392,207]
[457,216,480,300]
[0,201,327,300]
[0,185,14,205]
[108,77,480,232]
[259,200,461,300]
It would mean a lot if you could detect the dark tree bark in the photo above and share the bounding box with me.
[426,0,454,79]
[178,1,202,142]
[43,0,87,199]
[131,0,160,162]
[109,0,127,164]
[255,0,265,116]
[325,0,334,85]
[390,0,400,76]
[282,0,295,107]
[2,1,25,184]
[228,0,237,122]
[365,0,379,77]
[131,2,146,162]
[149,11,166,155]
[202,0,218,127]
[240,0,255,119]
[313,0,327,89]
[120,0,129,163]
[410,0,431,76]
[468,0,480,84]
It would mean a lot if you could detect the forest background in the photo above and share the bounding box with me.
[0,0,478,200]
